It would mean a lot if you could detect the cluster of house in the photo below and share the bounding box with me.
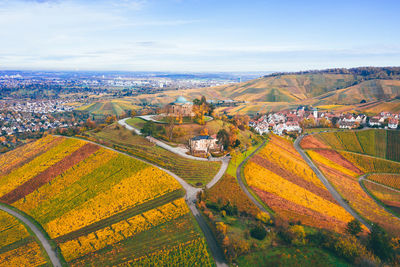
[0,112,79,136]
[368,112,399,129]
[249,110,305,135]
[0,100,74,114]
[249,107,400,135]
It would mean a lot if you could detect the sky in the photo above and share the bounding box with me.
[0,0,399,72]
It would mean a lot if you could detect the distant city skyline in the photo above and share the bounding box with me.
[0,0,399,72]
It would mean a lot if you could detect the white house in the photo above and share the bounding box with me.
[388,118,399,129]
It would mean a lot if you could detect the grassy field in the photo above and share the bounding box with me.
[125,117,146,130]
[235,247,350,267]
[84,124,221,186]
[0,136,214,265]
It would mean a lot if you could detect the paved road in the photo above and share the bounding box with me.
[236,140,271,214]
[294,135,372,230]
[63,136,228,267]
[0,203,62,267]
[359,175,400,220]
[118,118,141,135]
[119,117,224,162]
[206,157,230,189]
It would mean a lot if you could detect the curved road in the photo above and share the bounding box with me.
[118,117,141,135]
[119,118,224,162]
[236,140,270,214]
[359,175,400,220]
[294,135,372,230]
[63,136,229,267]
[0,203,62,267]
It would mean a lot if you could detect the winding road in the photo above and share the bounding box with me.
[236,140,270,214]
[118,117,224,162]
[0,203,62,267]
[359,175,400,220]
[63,135,229,267]
[294,135,372,230]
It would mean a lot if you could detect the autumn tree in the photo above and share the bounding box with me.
[200,128,209,136]
[217,129,230,149]
[346,219,362,237]
[165,116,176,141]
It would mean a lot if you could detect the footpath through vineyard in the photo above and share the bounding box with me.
[294,135,372,230]
[63,136,229,267]
[0,203,62,267]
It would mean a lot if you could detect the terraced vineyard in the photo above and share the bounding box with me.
[308,129,400,162]
[0,135,214,265]
[368,173,400,190]
[0,210,48,266]
[363,180,400,215]
[84,124,221,186]
[77,100,140,118]
[244,135,353,233]
[302,133,400,236]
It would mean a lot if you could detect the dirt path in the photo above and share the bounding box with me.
[236,140,271,214]
[61,136,228,267]
[294,135,372,230]
[0,203,62,267]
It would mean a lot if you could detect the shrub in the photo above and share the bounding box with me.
[346,219,363,236]
[250,225,267,240]
[367,224,394,261]
[256,212,271,224]
[288,225,306,246]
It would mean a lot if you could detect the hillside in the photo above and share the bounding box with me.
[301,129,400,236]
[77,100,139,118]
[244,135,353,232]
[0,135,213,265]
[122,67,400,112]
[302,129,400,162]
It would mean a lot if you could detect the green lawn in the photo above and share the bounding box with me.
[125,117,146,130]
[235,247,350,267]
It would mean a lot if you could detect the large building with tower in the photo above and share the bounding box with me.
[165,96,194,117]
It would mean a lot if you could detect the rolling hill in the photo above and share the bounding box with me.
[124,67,400,113]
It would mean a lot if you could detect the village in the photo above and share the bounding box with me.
[249,107,400,136]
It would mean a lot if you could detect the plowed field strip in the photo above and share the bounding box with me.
[251,187,348,232]
[0,143,100,204]
[54,189,184,243]
[251,155,337,203]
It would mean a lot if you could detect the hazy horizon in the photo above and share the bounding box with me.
[1,0,399,72]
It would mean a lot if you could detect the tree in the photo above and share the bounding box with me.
[250,225,267,240]
[165,116,176,140]
[200,128,209,136]
[288,225,306,246]
[105,115,117,124]
[141,121,156,136]
[217,129,230,149]
[346,219,362,236]
[367,224,394,261]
